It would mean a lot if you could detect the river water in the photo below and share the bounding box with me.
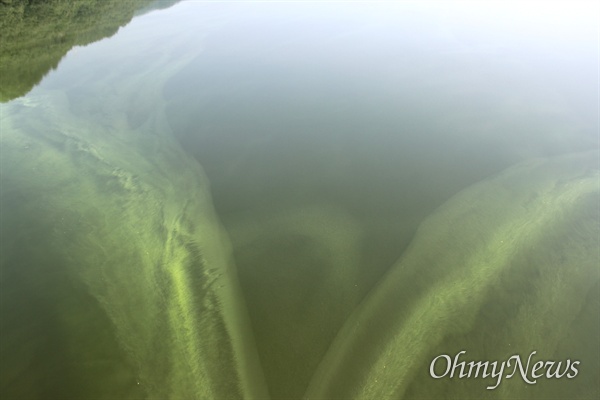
[1,1,598,399]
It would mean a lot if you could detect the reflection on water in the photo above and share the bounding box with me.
[0,0,174,102]
[1,1,598,399]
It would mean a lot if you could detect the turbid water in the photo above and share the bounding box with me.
[0,1,598,399]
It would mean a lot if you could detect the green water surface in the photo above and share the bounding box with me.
[0,1,598,399]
